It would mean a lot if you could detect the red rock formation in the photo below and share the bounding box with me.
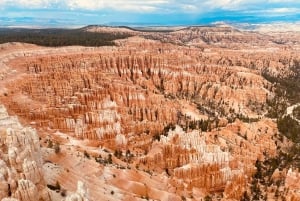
[285,168,300,201]
[139,126,247,193]
[1,39,276,146]
[64,181,89,201]
[0,105,50,201]
[0,29,297,200]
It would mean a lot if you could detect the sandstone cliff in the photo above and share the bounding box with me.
[0,104,50,201]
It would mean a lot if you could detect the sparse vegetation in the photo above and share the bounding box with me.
[250,67,300,199]
[54,142,60,154]
[162,123,176,136]
[107,154,113,164]
[95,153,114,165]
[249,144,300,199]
[250,61,300,190]
[60,189,67,197]
[47,181,61,191]
[236,114,259,123]
[152,133,161,141]
[114,149,122,158]
[278,116,300,143]
[47,140,53,148]
[185,119,210,131]
[84,150,90,159]
[204,195,212,201]
[263,71,300,105]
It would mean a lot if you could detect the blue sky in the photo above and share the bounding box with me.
[1,0,300,27]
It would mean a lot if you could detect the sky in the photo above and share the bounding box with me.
[1,0,300,27]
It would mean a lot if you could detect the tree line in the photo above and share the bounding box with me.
[0,28,132,47]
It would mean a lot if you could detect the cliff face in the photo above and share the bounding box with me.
[0,105,50,201]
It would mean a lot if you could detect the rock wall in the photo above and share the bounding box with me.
[0,105,49,201]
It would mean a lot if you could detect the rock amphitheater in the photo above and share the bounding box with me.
[0,26,299,200]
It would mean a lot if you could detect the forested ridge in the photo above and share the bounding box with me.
[0,27,132,47]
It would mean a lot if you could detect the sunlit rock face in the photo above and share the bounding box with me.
[0,105,50,201]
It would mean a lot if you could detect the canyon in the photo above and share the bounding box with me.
[0,25,299,200]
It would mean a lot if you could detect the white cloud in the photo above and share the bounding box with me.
[0,0,170,12]
[0,0,59,8]
[268,7,300,13]
[1,0,300,14]
[268,0,298,2]
[181,4,198,12]
[205,0,242,10]
[65,0,167,12]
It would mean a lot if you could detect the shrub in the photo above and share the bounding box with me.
[54,143,60,154]
[84,150,90,159]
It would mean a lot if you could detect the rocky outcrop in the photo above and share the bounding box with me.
[285,168,300,201]
[138,118,278,199]
[139,126,244,193]
[0,105,49,201]
[223,175,247,200]
[64,181,89,201]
